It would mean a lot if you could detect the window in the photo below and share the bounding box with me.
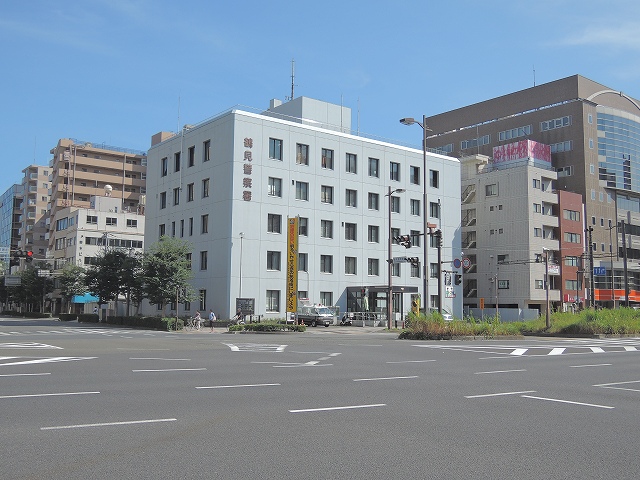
[173,187,180,206]
[534,228,542,237]
[565,256,579,267]
[368,225,379,243]
[345,222,357,241]
[589,138,594,149]
[410,199,420,216]
[267,214,281,234]
[188,146,195,167]
[392,263,400,277]
[106,217,117,226]
[430,169,439,188]
[390,162,400,181]
[535,280,544,289]
[368,157,379,177]
[320,185,333,204]
[533,179,541,189]
[203,140,211,162]
[368,258,379,276]
[391,227,400,243]
[345,257,357,275]
[430,235,439,248]
[189,217,193,236]
[320,292,333,306]
[368,193,379,210]
[410,166,420,185]
[533,203,541,213]
[202,178,210,198]
[200,251,208,270]
[201,214,208,234]
[269,138,283,160]
[540,115,571,131]
[346,153,357,173]
[410,262,420,278]
[551,141,573,154]
[171,221,175,237]
[160,192,167,209]
[298,217,308,236]
[320,255,333,273]
[391,196,400,213]
[159,224,166,237]
[486,184,498,196]
[321,148,334,169]
[298,253,308,272]
[556,165,573,177]
[461,134,490,149]
[161,157,168,177]
[564,232,581,243]
[267,251,281,270]
[86,215,97,225]
[296,181,309,201]
[321,220,333,238]
[126,219,137,228]
[180,219,184,237]
[410,230,421,247]
[430,263,439,278]
[174,152,181,172]
[566,279,579,291]
[429,202,440,218]
[266,290,280,312]
[187,183,194,202]
[588,113,593,124]
[268,177,282,197]
[296,143,309,165]
[346,189,357,207]
[498,125,532,141]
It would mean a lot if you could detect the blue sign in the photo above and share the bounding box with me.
[593,266,607,276]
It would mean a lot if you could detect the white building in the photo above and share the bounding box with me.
[49,191,145,313]
[144,97,462,320]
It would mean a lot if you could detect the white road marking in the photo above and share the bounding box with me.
[223,343,287,352]
[549,348,566,355]
[521,395,614,409]
[353,376,418,382]
[624,346,638,351]
[132,368,206,372]
[0,356,96,366]
[289,403,386,413]
[0,391,100,399]
[594,379,640,387]
[41,418,176,430]
[465,390,536,399]
[0,342,63,349]
[196,383,280,389]
[129,357,190,361]
[510,348,528,356]
[570,364,611,368]
[589,347,605,353]
[0,372,51,377]
[386,360,436,364]
[475,369,527,374]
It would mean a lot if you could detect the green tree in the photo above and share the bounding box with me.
[17,266,54,312]
[85,249,132,317]
[122,252,144,316]
[143,237,195,314]
[58,263,87,313]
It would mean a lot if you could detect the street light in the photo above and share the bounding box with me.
[608,220,617,308]
[386,186,405,329]
[239,232,245,298]
[400,115,431,313]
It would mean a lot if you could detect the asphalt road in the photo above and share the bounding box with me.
[2,318,640,479]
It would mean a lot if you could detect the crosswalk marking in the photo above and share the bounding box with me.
[223,343,287,352]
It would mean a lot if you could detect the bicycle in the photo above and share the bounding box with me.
[184,316,196,332]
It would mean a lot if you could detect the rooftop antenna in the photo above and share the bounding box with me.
[290,58,295,100]
[533,65,536,87]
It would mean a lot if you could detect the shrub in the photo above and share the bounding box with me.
[58,313,78,321]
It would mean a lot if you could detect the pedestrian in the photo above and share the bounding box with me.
[194,310,202,330]
[93,306,98,315]
[209,309,216,332]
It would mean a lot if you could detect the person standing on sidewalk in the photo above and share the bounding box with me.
[209,309,216,332]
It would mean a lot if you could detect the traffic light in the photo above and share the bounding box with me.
[13,248,23,263]
[407,257,420,266]
[25,251,33,263]
[393,235,412,248]
[454,274,462,285]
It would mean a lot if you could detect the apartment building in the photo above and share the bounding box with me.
[427,74,640,307]
[18,165,51,262]
[460,144,561,317]
[144,96,462,319]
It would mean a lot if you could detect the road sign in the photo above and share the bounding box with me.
[462,257,471,269]
[480,297,485,309]
[0,246,9,255]
[392,256,408,263]
[452,258,462,269]
[5,275,21,286]
[593,266,607,276]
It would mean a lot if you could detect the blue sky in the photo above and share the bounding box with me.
[2,0,640,194]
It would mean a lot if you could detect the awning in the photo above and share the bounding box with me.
[71,293,100,304]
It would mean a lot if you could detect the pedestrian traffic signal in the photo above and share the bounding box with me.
[454,274,462,285]
[25,251,33,263]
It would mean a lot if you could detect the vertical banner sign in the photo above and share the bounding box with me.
[286,217,299,312]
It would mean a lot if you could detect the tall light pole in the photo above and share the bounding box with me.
[386,186,405,329]
[239,232,245,298]
[543,248,550,328]
[608,220,617,308]
[400,116,431,313]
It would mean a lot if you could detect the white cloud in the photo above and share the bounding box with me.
[561,22,640,51]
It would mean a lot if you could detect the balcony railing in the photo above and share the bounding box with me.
[461,184,476,204]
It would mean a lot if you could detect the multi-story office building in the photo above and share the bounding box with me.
[427,74,640,307]
[18,165,51,262]
[49,193,145,314]
[0,184,23,273]
[144,96,462,319]
[48,138,147,253]
[460,146,561,316]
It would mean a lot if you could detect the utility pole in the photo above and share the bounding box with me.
[587,226,595,308]
[621,220,629,307]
